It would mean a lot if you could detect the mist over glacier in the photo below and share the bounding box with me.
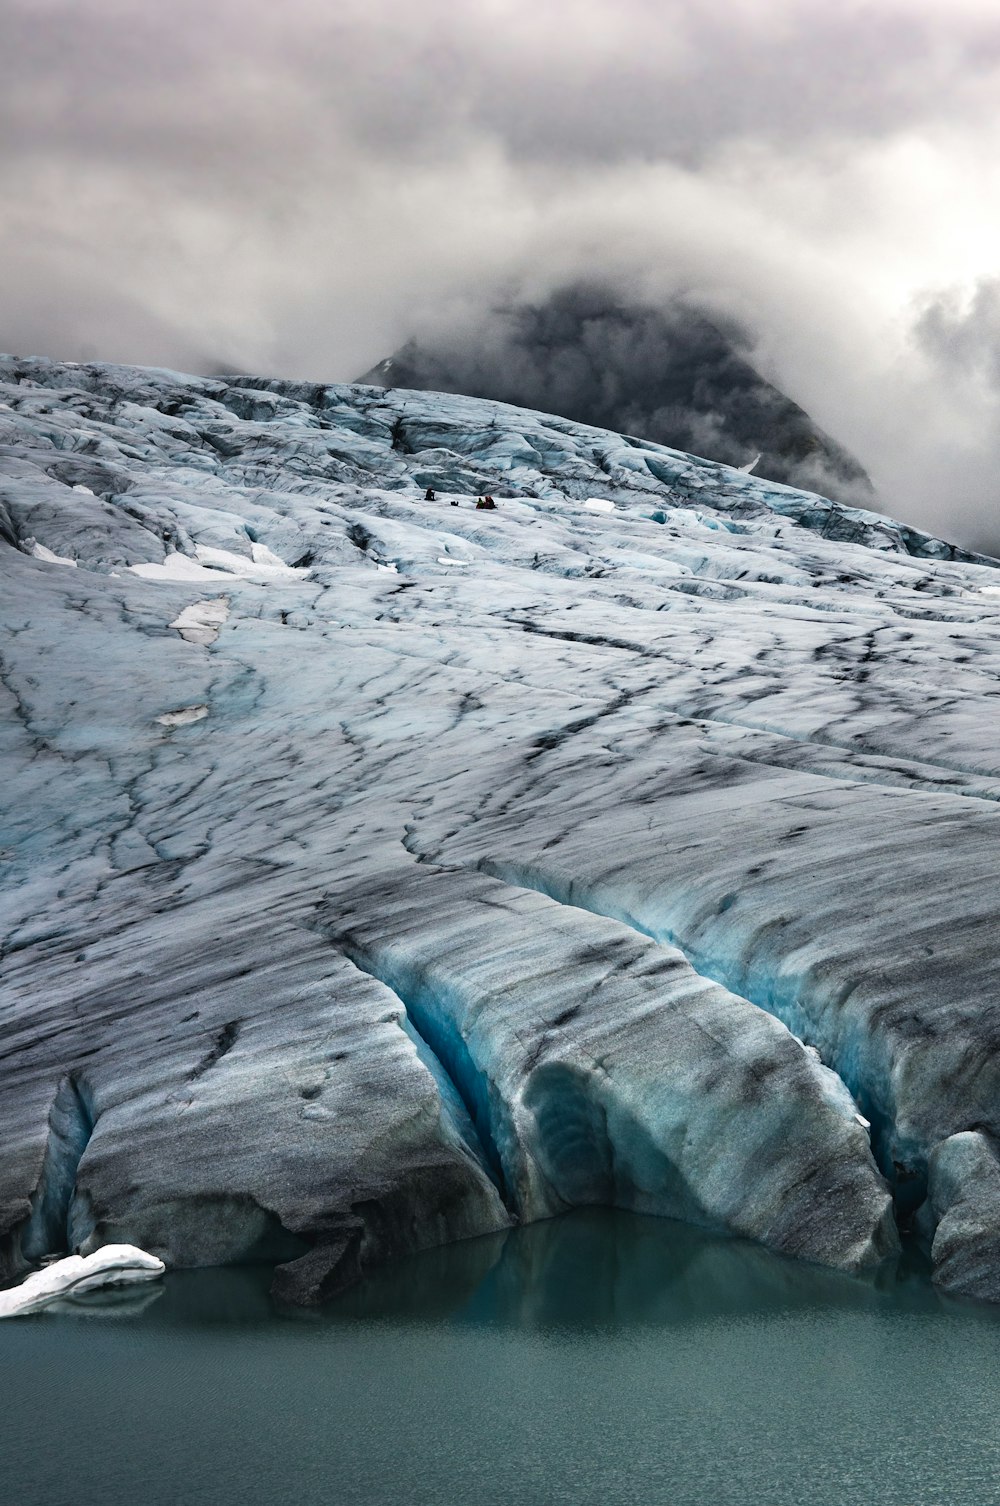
[359,283,878,510]
[4,2,1000,551]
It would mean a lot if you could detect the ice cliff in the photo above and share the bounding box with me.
[2,354,1000,1303]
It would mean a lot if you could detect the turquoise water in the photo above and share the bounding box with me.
[4,1211,1000,1506]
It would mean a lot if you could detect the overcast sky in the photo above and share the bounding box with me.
[3,0,1000,546]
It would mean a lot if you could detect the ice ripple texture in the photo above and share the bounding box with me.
[2,354,1000,1302]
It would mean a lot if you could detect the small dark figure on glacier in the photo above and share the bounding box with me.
[425,487,436,501]
[476,495,496,511]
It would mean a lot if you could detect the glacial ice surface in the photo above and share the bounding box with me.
[2,354,1000,1301]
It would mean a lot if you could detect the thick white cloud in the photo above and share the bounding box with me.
[2,0,1000,545]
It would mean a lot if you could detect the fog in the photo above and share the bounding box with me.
[2,0,999,547]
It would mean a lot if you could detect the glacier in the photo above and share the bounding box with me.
[2,353,1000,1303]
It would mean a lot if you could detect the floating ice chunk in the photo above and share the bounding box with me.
[155,704,209,727]
[169,598,229,646]
[583,497,615,514]
[31,542,77,567]
[0,1245,165,1318]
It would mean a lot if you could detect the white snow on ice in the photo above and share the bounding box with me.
[31,542,77,567]
[130,543,307,585]
[155,705,210,727]
[169,598,230,646]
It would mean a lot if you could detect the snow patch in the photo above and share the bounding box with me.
[155,704,209,727]
[130,543,308,585]
[198,542,307,579]
[130,554,229,584]
[169,598,229,646]
[248,542,305,576]
[31,543,77,568]
[583,497,615,514]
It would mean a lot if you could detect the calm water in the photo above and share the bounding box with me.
[3,1211,1000,1506]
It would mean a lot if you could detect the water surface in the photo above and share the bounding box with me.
[4,1212,999,1506]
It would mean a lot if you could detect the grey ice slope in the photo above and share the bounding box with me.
[1,353,1000,1302]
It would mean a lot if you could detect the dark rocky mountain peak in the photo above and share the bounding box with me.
[358,283,874,507]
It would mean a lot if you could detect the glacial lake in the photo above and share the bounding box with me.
[4,1210,1000,1506]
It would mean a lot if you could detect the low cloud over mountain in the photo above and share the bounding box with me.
[360,284,875,508]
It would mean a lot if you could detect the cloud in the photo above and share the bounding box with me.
[2,0,1000,547]
[915,278,1000,386]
